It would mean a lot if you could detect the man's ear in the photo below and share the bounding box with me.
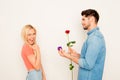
[88,16,95,22]
[89,16,95,22]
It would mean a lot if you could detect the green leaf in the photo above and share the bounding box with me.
[69,64,72,66]
[67,41,76,47]
[69,64,74,70]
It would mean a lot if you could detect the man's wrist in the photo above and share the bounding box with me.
[66,53,72,60]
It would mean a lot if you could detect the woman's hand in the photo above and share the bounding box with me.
[43,77,46,80]
[32,44,39,51]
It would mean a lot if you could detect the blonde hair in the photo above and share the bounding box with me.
[21,24,36,43]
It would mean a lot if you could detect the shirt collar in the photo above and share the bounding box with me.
[87,27,99,35]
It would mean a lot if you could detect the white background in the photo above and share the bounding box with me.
[0,0,120,80]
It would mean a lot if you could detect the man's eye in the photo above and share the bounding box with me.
[82,19,84,20]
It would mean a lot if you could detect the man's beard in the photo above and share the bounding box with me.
[83,27,88,30]
[83,24,90,30]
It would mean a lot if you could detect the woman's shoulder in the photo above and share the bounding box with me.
[22,43,32,51]
[21,43,33,56]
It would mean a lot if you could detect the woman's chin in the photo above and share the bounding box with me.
[28,42,34,45]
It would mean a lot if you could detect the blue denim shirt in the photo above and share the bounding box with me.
[78,27,106,80]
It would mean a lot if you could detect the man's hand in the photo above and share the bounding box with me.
[68,47,80,58]
[58,48,79,64]
[58,49,66,57]
[68,47,76,54]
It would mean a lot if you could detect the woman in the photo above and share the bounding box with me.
[21,24,46,80]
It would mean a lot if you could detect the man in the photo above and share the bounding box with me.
[58,9,106,80]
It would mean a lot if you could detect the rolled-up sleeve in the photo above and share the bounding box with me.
[78,36,101,70]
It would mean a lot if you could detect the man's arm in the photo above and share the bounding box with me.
[58,49,80,64]
[68,47,80,59]
[79,37,102,70]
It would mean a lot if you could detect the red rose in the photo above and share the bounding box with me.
[65,30,70,34]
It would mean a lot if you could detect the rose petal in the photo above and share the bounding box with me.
[65,30,70,34]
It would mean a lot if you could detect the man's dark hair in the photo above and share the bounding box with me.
[81,9,99,23]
